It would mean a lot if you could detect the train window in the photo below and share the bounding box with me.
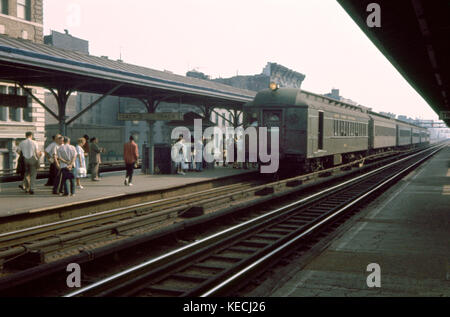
[345,122,349,136]
[269,114,280,121]
[400,129,411,137]
[263,111,281,128]
[340,121,344,136]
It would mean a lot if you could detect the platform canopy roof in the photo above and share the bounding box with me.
[337,0,450,126]
[0,34,255,107]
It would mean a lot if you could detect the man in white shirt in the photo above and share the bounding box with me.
[17,131,42,195]
[44,134,61,186]
[56,137,77,196]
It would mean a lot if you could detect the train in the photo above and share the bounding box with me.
[243,84,430,173]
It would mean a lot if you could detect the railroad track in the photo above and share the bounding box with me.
[0,180,261,270]
[64,144,445,297]
[0,147,417,272]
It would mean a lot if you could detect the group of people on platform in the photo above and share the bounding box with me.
[15,130,253,196]
[16,131,122,196]
[172,135,250,175]
[173,135,205,175]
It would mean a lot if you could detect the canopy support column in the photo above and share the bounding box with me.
[48,87,72,136]
[138,94,157,175]
[211,108,234,126]
[200,105,213,122]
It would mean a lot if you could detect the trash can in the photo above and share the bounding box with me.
[154,144,172,174]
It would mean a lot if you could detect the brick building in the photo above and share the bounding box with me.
[213,62,306,92]
[0,0,45,172]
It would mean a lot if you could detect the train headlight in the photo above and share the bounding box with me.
[269,82,279,91]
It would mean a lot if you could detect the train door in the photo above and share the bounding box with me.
[318,111,324,150]
[263,110,282,154]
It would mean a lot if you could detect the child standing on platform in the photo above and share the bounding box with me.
[75,138,87,189]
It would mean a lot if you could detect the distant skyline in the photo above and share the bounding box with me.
[43,0,439,120]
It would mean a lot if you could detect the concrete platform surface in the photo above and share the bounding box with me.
[272,145,450,297]
[0,167,254,217]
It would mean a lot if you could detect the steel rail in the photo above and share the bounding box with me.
[0,182,248,239]
[0,147,417,259]
[0,181,257,261]
[0,147,416,239]
[64,144,444,297]
[200,145,444,296]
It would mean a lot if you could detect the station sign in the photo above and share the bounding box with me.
[117,112,184,121]
[0,94,28,108]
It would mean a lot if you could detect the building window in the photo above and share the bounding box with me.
[7,87,16,121]
[17,0,31,21]
[1,0,9,15]
[23,102,32,122]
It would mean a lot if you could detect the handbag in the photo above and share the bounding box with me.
[77,167,87,178]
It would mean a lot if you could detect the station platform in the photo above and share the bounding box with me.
[271,145,450,297]
[0,167,255,218]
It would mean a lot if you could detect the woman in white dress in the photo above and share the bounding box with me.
[75,138,87,189]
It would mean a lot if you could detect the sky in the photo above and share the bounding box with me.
[43,0,439,120]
